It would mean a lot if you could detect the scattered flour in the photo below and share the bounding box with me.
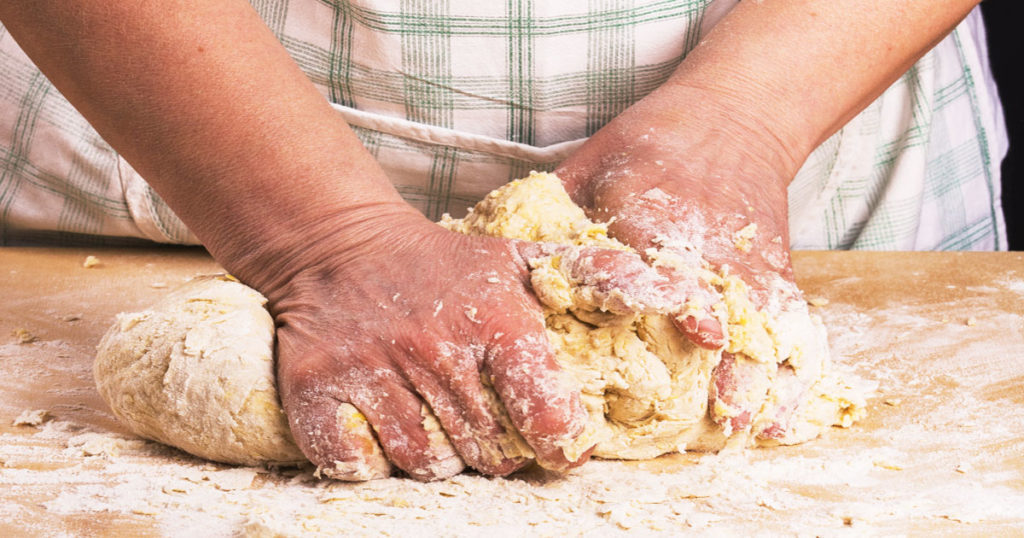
[3,292,1024,535]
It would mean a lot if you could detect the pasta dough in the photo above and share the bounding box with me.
[93,172,865,468]
[94,276,305,466]
[442,172,865,458]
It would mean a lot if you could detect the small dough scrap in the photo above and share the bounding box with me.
[12,409,51,426]
[733,223,757,253]
[12,328,37,344]
[94,275,305,466]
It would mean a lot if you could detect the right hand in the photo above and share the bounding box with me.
[555,91,811,440]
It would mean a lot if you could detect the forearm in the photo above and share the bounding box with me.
[0,1,420,283]
[563,0,979,199]
[669,0,978,169]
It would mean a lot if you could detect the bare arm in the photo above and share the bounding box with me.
[557,0,980,439]
[562,0,980,197]
[0,0,418,286]
[0,1,601,480]
[680,0,977,172]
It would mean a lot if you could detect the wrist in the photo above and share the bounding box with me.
[558,84,796,210]
[657,75,815,176]
[208,195,432,300]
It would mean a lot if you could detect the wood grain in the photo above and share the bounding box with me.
[1,248,1022,535]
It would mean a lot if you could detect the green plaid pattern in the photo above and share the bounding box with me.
[0,28,196,245]
[789,10,1007,250]
[0,3,1007,250]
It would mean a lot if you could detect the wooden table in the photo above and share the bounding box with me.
[2,247,1023,536]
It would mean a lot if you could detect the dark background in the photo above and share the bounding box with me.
[981,1,1023,250]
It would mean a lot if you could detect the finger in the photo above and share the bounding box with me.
[674,313,725,350]
[753,365,805,442]
[394,341,534,477]
[517,242,681,314]
[517,241,726,349]
[281,387,393,481]
[335,367,464,481]
[484,320,591,472]
[562,247,688,314]
[571,249,727,350]
[708,352,773,436]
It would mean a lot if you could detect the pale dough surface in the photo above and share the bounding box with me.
[94,172,864,467]
[94,276,305,466]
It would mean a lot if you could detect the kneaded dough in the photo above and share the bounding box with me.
[94,276,305,466]
[441,172,866,459]
[94,172,865,468]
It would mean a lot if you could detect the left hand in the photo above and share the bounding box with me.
[555,95,809,439]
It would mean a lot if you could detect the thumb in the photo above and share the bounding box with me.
[515,241,725,347]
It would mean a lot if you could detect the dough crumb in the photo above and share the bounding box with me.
[873,459,904,471]
[66,432,139,457]
[82,255,101,268]
[807,296,830,307]
[965,317,977,326]
[733,223,757,253]
[13,408,51,426]
[162,480,195,494]
[12,328,37,344]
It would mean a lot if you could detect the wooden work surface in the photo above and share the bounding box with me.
[1,247,1023,536]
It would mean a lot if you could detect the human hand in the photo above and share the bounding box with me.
[262,214,579,481]
[555,99,811,440]
[235,210,694,480]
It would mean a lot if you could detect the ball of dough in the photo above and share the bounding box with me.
[94,275,305,466]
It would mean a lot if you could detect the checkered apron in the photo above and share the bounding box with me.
[0,1,1007,249]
